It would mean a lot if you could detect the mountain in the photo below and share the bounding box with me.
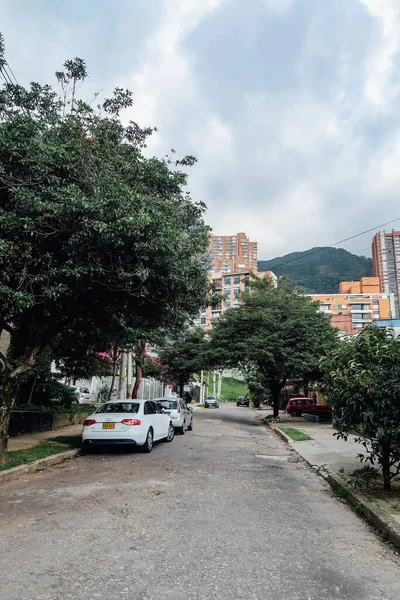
[258,247,373,294]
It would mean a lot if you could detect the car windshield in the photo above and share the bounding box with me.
[95,402,140,414]
[158,400,177,410]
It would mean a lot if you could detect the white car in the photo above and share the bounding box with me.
[82,399,175,452]
[70,386,92,404]
[154,397,193,435]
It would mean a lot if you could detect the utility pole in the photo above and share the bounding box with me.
[200,370,204,404]
[213,370,216,397]
[217,370,223,399]
[118,351,128,399]
[127,352,132,398]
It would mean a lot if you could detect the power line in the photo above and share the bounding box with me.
[0,64,14,87]
[4,61,19,86]
[263,217,400,272]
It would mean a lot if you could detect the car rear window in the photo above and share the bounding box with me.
[207,397,216,400]
[96,402,140,414]
[79,387,90,394]
[158,400,177,410]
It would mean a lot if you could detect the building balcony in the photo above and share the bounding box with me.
[352,316,372,323]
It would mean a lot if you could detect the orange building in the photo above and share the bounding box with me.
[372,230,400,317]
[209,232,258,273]
[339,276,381,295]
[311,285,391,333]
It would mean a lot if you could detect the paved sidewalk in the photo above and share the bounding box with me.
[275,418,363,475]
[8,424,82,451]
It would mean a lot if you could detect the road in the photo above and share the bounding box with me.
[0,405,399,600]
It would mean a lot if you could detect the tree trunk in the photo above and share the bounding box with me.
[303,378,309,397]
[0,382,16,464]
[270,383,281,418]
[381,443,391,492]
[27,373,39,404]
[179,377,184,399]
[132,363,142,399]
[132,340,146,399]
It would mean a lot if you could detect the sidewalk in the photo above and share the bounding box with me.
[8,424,82,451]
[272,416,363,476]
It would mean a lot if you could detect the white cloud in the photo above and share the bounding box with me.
[360,0,400,110]
[127,0,227,147]
[5,0,400,258]
[261,0,294,13]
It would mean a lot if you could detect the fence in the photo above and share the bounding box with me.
[71,375,167,402]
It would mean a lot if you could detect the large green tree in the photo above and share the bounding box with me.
[210,277,338,417]
[321,327,400,491]
[0,39,209,462]
[158,327,207,398]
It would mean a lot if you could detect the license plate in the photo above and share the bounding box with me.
[102,422,115,430]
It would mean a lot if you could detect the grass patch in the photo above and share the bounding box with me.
[333,485,348,500]
[279,427,313,441]
[0,441,77,472]
[219,377,248,401]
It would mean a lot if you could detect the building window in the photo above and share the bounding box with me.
[224,276,231,286]
[201,317,206,325]
[319,305,330,312]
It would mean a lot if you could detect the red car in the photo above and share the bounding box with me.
[286,397,331,418]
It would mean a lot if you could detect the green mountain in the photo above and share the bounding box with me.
[258,247,373,294]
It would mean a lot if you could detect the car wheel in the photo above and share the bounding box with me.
[163,422,175,443]
[141,428,153,453]
[188,417,193,431]
[179,424,185,435]
[237,403,239,407]
[82,441,91,454]
[290,413,296,417]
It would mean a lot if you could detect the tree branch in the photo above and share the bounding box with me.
[9,345,41,378]
[0,351,8,369]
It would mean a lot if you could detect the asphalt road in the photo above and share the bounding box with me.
[0,405,399,600]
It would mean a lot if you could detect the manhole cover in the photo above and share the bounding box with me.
[194,432,224,437]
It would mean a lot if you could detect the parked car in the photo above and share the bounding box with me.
[205,396,219,408]
[70,386,92,404]
[237,395,249,407]
[285,397,331,418]
[82,399,175,452]
[154,398,193,435]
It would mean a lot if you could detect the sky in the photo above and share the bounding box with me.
[2,0,400,259]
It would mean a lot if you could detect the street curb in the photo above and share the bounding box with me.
[266,421,400,551]
[0,448,81,485]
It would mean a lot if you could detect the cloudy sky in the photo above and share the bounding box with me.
[2,0,400,259]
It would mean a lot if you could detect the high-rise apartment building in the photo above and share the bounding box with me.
[194,270,277,330]
[209,232,258,273]
[372,231,400,317]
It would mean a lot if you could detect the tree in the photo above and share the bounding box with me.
[0,36,210,462]
[320,327,400,491]
[159,328,207,397]
[210,277,338,417]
